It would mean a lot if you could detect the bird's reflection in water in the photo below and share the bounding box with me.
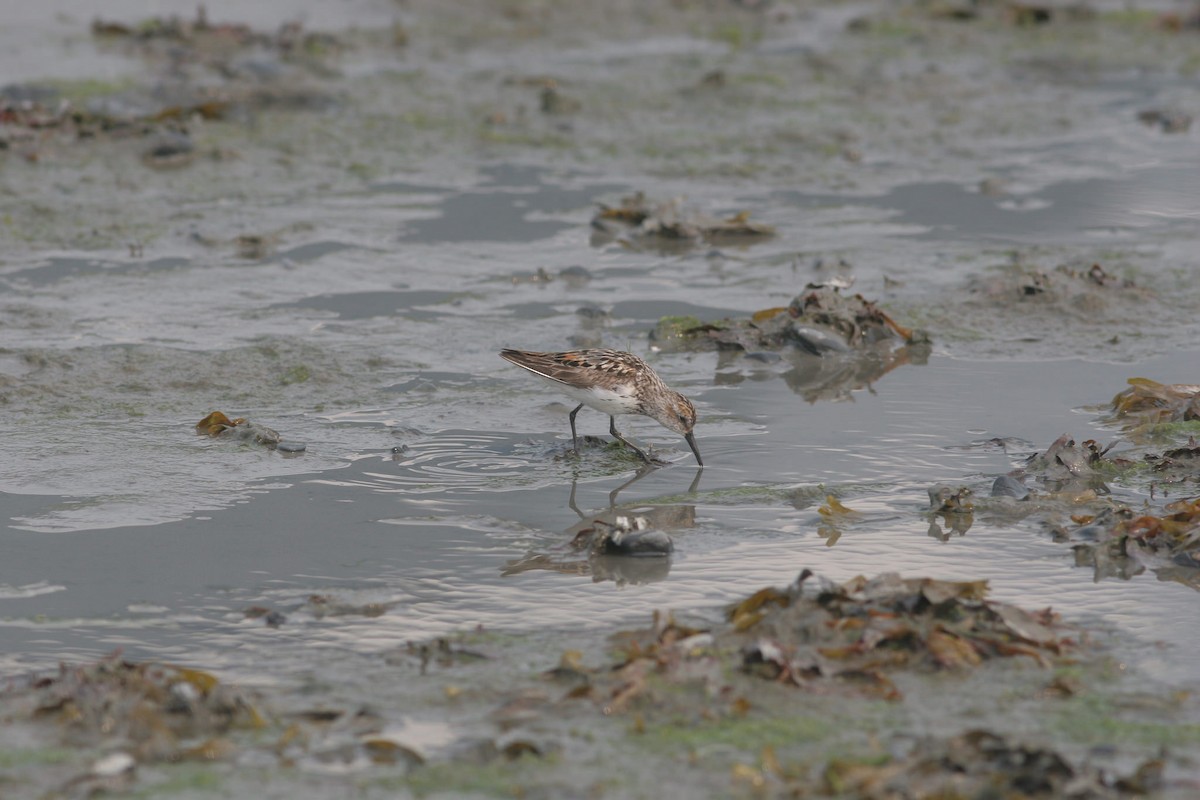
[501,466,702,586]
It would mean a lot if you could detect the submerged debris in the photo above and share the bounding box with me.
[928,484,975,514]
[927,485,976,539]
[1020,433,1118,493]
[196,410,281,447]
[990,474,1031,500]
[1137,108,1193,134]
[569,515,675,558]
[195,410,305,452]
[591,192,775,248]
[503,507,683,586]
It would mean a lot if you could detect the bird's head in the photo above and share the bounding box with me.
[651,393,703,466]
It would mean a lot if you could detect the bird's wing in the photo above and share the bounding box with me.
[500,349,634,391]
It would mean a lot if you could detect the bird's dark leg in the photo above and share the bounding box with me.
[568,403,584,453]
[609,416,651,464]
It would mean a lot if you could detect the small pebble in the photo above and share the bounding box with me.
[91,752,135,777]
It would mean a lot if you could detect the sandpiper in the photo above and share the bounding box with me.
[500,348,703,466]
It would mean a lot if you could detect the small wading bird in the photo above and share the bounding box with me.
[500,348,703,466]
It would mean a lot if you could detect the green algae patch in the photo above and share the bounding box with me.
[1053,692,1200,748]
[0,746,75,769]
[280,364,311,385]
[652,314,707,338]
[376,756,562,798]
[127,765,225,798]
[641,713,833,754]
[42,77,139,102]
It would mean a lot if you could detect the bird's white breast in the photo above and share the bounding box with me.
[535,374,641,416]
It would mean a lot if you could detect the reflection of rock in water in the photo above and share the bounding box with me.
[587,554,671,584]
[501,469,700,586]
[713,341,928,403]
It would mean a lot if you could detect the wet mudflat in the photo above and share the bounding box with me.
[2,1,1200,797]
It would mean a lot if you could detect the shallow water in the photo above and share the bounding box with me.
[4,345,1200,684]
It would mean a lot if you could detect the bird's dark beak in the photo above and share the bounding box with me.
[684,431,703,466]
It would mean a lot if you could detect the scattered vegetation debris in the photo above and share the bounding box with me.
[0,94,155,148]
[235,233,277,260]
[1021,433,1118,491]
[816,496,862,546]
[1007,3,1055,25]
[574,570,1070,715]
[1066,497,1200,589]
[1105,377,1200,433]
[651,282,928,355]
[2,654,264,762]
[1005,423,1200,588]
[1158,5,1200,31]
[271,705,429,773]
[966,260,1142,311]
[1,9,338,161]
[141,130,195,169]
[928,484,975,514]
[400,638,491,676]
[591,192,775,248]
[540,86,581,114]
[730,572,1067,700]
[243,605,287,627]
[90,7,342,60]
[304,593,392,619]
[195,410,304,452]
[816,728,1163,799]
[926,485,976,539]
[1138,108,1193,134]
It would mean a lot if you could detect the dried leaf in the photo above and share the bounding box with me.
[992,605,1060,646]
[927,629,983,669]
[195,411,243,436]
[818,495,859,517]
[728,587,790,623]
[920,578,989,605]
[172,737,235,762]
[361,737,425,765]
[751,306,788,324]
[731,762,766,788]
[170,666,220,694]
